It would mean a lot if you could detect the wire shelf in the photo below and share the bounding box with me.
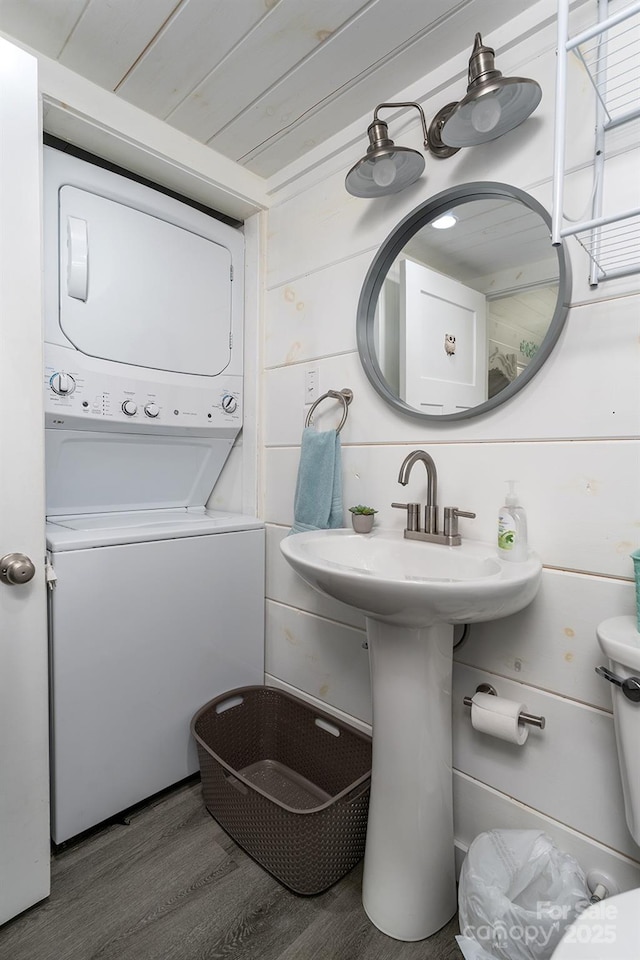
[553,1,640,284]
[572,5,640,128]
[571,209,640,281]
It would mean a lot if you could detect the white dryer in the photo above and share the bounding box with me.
[42,145,245,516]
[43,146,264,844]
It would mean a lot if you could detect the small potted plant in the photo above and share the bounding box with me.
[349,504,378,534]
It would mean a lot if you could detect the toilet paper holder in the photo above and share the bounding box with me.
[463,684,546,729]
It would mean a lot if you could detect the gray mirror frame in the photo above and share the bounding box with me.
[356,181,572,422]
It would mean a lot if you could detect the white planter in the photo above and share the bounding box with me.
[351,513,375,533]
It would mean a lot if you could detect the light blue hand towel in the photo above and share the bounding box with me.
[289,427,344,535]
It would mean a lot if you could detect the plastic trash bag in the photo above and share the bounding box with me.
[456,830,590,960]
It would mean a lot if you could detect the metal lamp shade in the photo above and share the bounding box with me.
[440,75,542,147]
[345,146,425,198]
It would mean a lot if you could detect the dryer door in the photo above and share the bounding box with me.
[58,186,232,376]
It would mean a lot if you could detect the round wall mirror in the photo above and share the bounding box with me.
[356,182,571,421]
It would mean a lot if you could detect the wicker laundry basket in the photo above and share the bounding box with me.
[191,685,372,895]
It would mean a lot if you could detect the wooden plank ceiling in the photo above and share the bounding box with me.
[0,0,534,179]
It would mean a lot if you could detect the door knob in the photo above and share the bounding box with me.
[0,553,36,585]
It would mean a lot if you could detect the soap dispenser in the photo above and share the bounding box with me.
[498,481,528,561]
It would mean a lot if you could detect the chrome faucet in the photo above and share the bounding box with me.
[397,450,439,534]
[392,449,476,546]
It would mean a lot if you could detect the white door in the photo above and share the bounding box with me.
[399,258,487,414]
[0,39,50,922]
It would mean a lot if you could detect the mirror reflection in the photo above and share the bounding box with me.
[364,188,568,419]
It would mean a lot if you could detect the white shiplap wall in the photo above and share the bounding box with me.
[261,2,640,890]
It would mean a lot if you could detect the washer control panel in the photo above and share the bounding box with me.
[44,354,242,433]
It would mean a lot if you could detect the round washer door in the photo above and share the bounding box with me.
[552,888,640,959]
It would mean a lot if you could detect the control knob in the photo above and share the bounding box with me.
[122,400,138,417]
[50,372,76,396]
[144,402,160,418]
[221,394,238,414]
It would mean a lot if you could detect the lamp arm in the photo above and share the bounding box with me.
[373,102,429,150]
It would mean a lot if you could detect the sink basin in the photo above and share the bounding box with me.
[280,528,541,626]
[281,527,542,942]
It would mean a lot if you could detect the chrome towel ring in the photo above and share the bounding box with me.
[305,388,353,434]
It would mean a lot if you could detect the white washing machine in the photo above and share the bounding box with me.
[43,146,264,844]
[46,509,263,845]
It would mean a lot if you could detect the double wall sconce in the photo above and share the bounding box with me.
[345,33,542,198]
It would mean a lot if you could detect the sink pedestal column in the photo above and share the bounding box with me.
[362,619,457,942]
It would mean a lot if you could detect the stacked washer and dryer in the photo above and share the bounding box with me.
[43,147,264,845]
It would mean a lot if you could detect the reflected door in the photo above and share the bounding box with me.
[399,258,487,414]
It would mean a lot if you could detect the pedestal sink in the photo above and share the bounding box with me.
[280,528,541,942]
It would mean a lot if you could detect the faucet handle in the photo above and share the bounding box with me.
[391,502,420,532]
[443,507,476,539]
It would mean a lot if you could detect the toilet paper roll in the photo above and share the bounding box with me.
[470,692,529,745]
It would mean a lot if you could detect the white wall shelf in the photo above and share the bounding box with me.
[553,0,640,285]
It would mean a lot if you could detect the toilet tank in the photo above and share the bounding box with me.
[597,616,640,846]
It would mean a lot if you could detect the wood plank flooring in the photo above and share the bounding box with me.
[0,781,463,960]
